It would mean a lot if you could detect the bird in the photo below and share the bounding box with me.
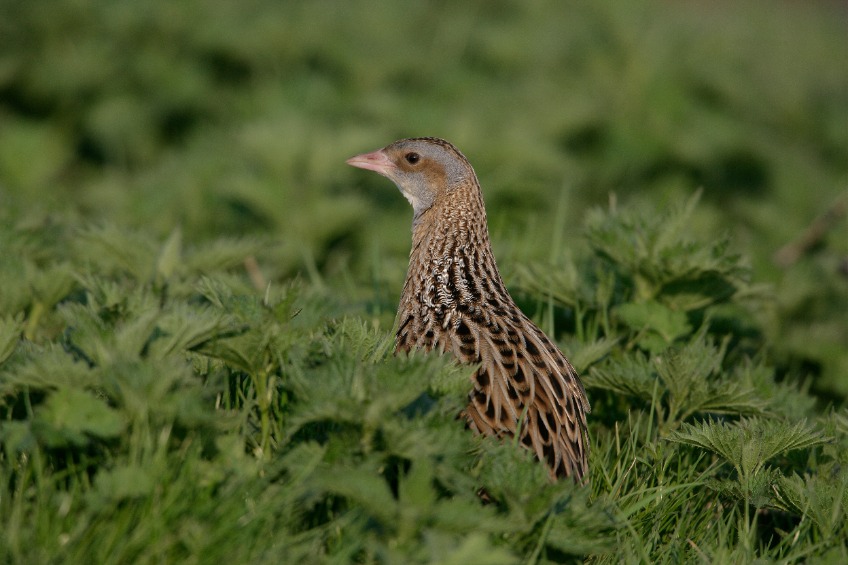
[347,137,590,481]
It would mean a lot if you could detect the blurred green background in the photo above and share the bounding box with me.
[1,0,846,397]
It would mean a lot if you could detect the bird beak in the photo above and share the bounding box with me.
[346,149,395,177]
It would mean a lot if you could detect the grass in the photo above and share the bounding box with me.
[1,0,847,563]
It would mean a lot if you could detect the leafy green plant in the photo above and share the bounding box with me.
[1,0,846,562]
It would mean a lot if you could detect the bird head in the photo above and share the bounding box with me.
[347,137,475,218]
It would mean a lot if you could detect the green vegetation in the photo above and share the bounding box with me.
[1,0,846,562]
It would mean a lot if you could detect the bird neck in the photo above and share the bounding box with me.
[409,180,492,266]
[397,178,512,330]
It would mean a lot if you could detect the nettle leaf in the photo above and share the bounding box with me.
[688,382,766,418]
[616,300,690,352]
[668,418,829,480]
[585,354,657,400]
[195,275,234,309]
[314,466,398,524]
[57,294,161,366]
[192,282,307,373]
[513,259,589,310]
[833,410,848,436]
[543,498,617,556]
[328,317,395,364]
[96,357,212,430]
[0,344,95,393]
[430,497,511,536]
[0,233,33,315]
[475,435,613,554]
[427,533,517,565]
[0,315,23,365]
[33,387,125,447]
[659,270,740,311]
[279,441,327,488]
[731,359,812,420]
[593,331,766,422]
[92,464,155,503]
[706,467,784,508]
[29,262,76,308]
[476,435,560,519]
[0,267,30,315]
[74,224,159,280]
[146,303,229,358]
[585,191,749,303]
[186,237,264,273]
[567,337,618,374]
[654,335,728,418]
[398,457,437,509]
[112,309,162,359]
[774,472,848,538]
[59,283,233,367]
[428,358,475,399]
[379,414,469,464]
[283,351,435,441]
[285,319,449,413]
[821,409,848,466]
[73,275,128,313]
[0,421,36,454]
[155,226,183,285]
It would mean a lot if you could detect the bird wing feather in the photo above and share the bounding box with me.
[462,312,589,480]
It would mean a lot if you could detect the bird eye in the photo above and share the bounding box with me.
[404,152,420,165]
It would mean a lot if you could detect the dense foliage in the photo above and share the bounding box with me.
[1,0,846,563]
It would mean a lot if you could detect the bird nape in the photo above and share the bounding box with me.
[347,137,590,482]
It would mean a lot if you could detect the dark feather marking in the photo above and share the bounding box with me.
[476,371,490,387]
[513,367,526,383]
[550,377,564,401]
[539,421,550,442]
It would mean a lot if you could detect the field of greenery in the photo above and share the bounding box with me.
[1,0,847,563]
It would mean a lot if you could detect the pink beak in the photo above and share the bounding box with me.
[346,149,396,177]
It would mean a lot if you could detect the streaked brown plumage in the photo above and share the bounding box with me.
[347,137,590,481]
